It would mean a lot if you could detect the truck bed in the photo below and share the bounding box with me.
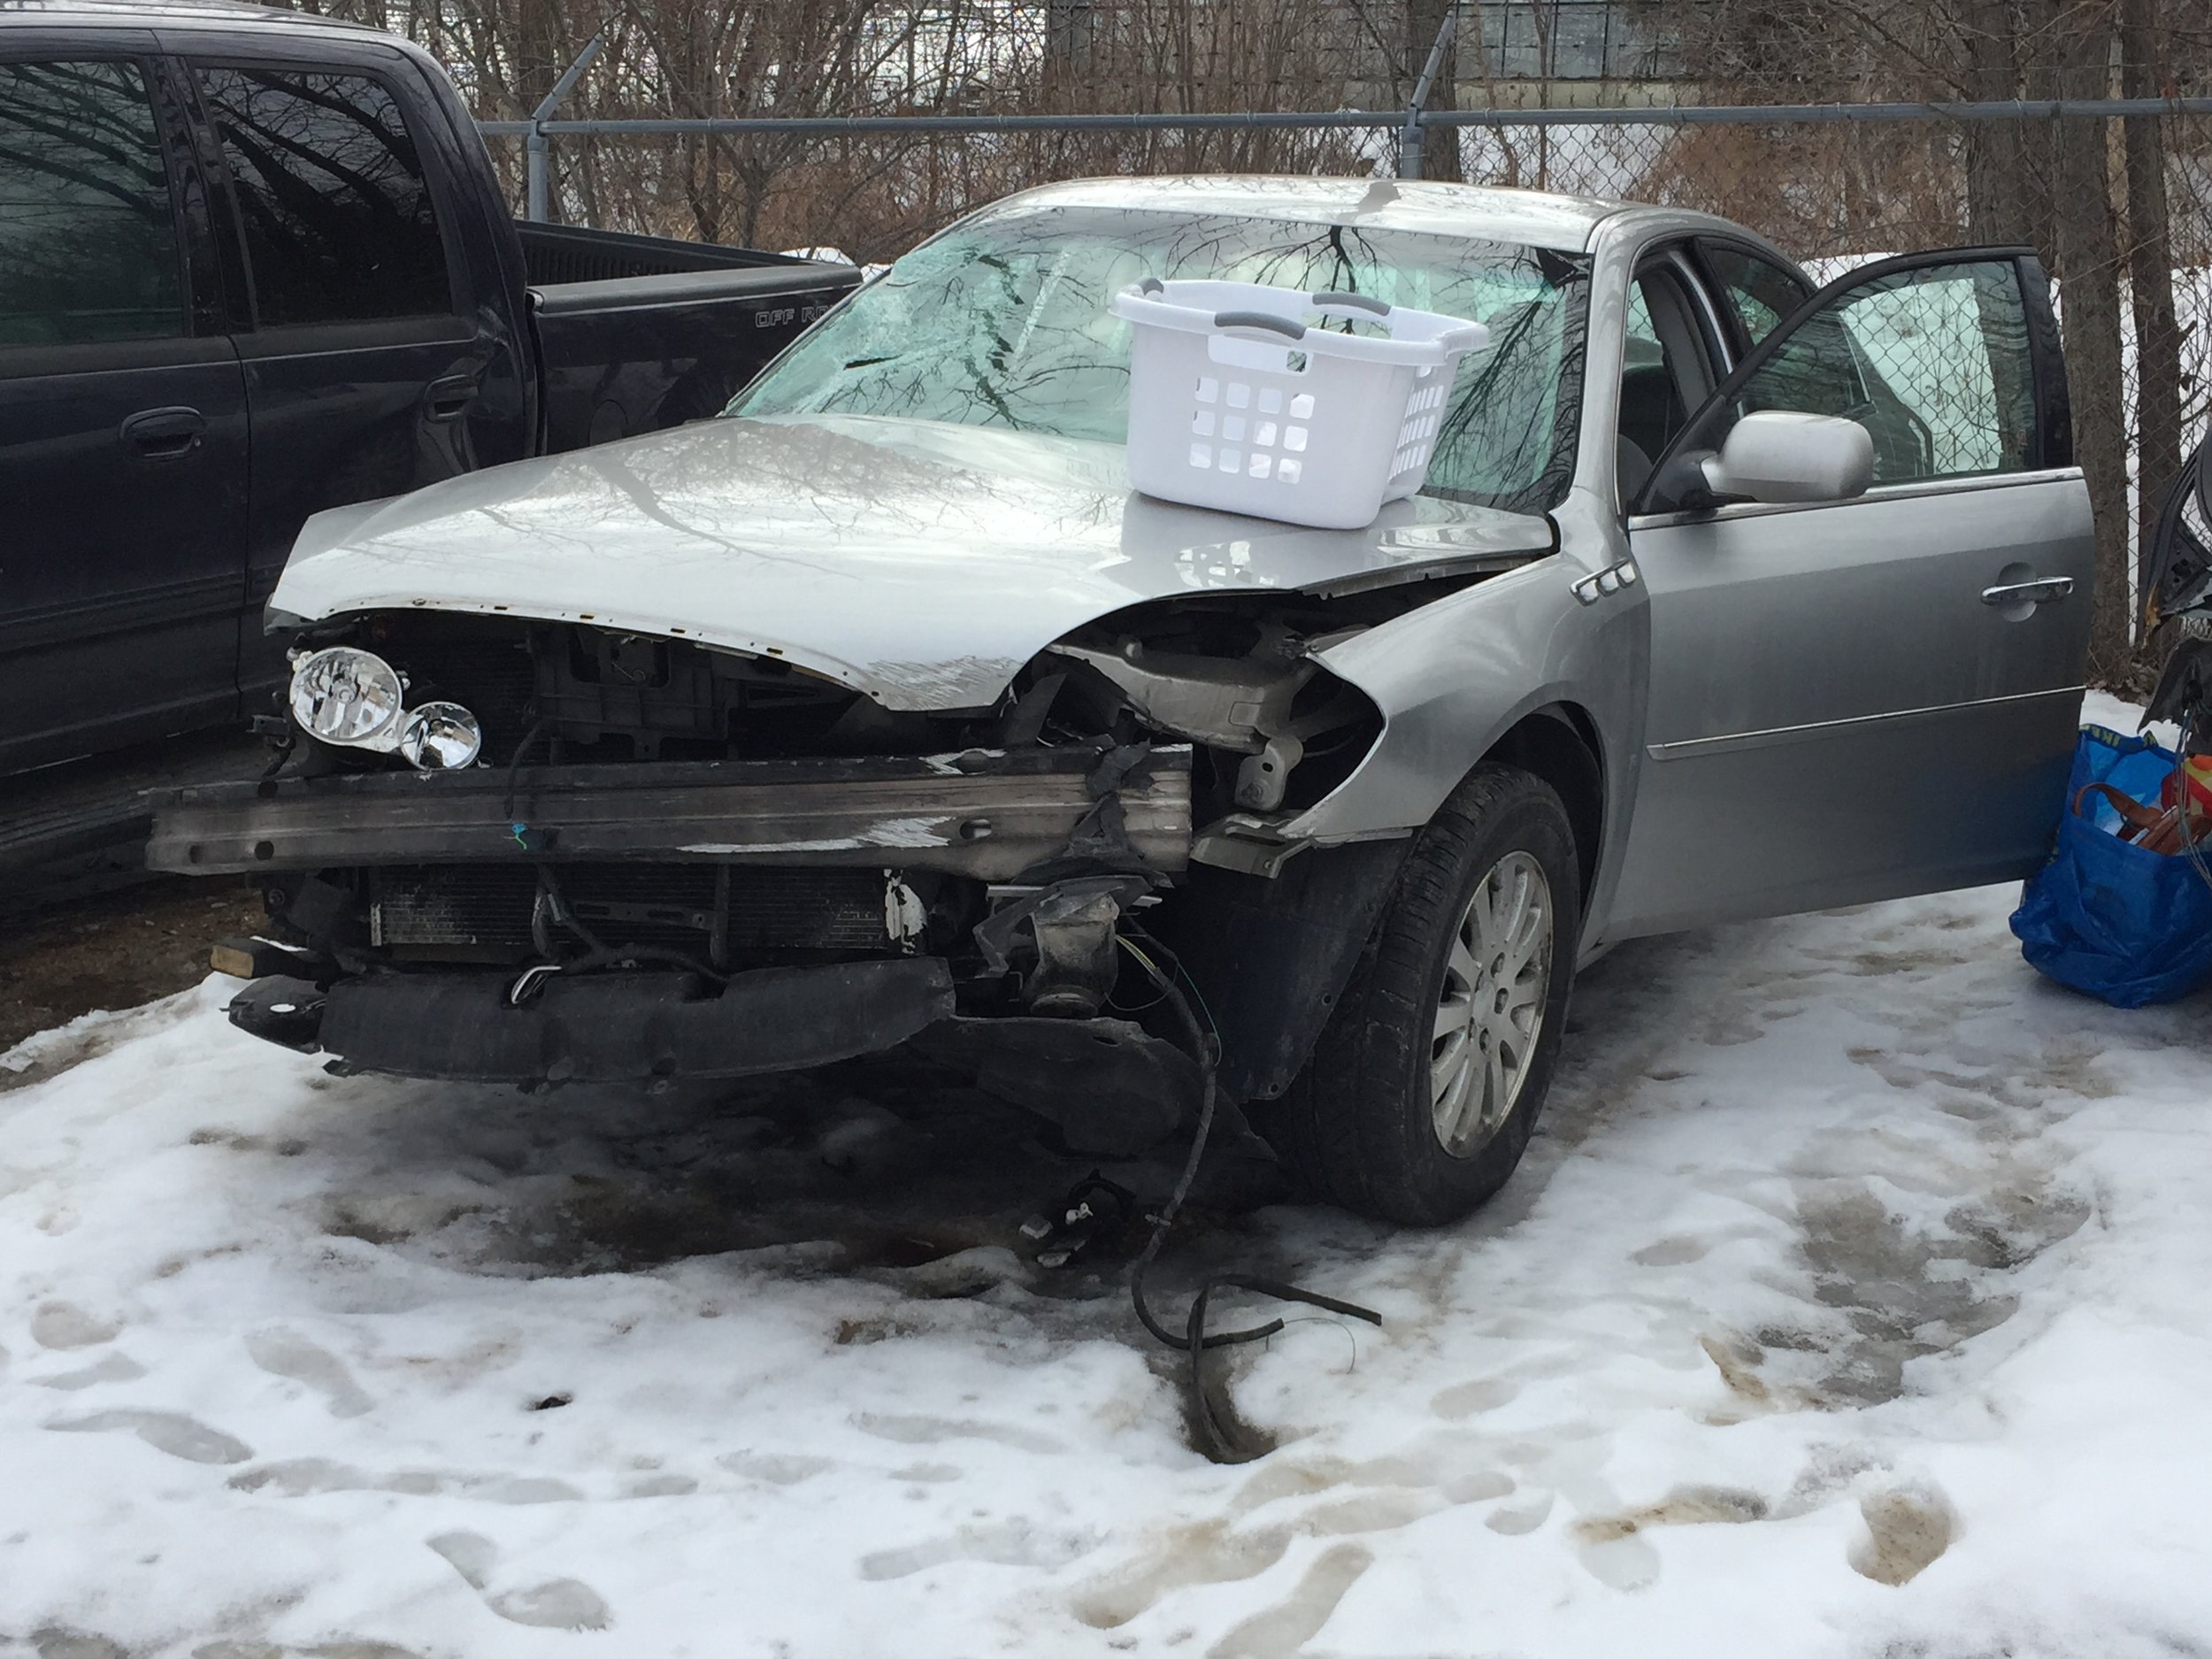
[517,222,834,284]
[518,224,862,451]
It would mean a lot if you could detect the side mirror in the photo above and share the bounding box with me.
[1700,410,1874,504]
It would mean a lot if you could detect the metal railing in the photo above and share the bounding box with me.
[478,28,2212,216]
[484,96,2212,204]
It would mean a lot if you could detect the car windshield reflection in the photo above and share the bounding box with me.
[730,204,1592,516]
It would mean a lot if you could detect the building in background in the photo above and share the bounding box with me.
[1462,0,1686,106]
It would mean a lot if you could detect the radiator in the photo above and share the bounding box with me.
[370,864,891,955]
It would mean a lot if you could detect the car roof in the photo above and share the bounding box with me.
[0,0,379,35]
[989,175,1653,254]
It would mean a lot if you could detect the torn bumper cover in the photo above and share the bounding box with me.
[233,968,1202,1144]
[146,748,1192,880]
[237,959,957,1084]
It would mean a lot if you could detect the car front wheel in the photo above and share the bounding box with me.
[1265,764,1580,1226]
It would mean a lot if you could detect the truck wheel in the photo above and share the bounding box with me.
[1266,764,1579,1226]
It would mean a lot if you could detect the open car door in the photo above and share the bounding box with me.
[2143,436,2212,736]
[2143,435,2209,633]
[1606,248,2093,939]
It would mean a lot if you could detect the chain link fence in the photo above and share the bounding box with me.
[479,99,2209,683]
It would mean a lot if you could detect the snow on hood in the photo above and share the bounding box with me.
[271,415,1555,710]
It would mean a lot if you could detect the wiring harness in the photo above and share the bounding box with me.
[1117,933,1382,1463]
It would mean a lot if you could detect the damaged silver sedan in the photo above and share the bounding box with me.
[152,177,2095,1225]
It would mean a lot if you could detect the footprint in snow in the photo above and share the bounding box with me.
[32,1628,129,1659]
[229,1456,584,1504]
[852,1412,1062,1454]
[1571,1486,1770,1592]
[1849,1481,1955,1586]
[1204,1542,1373,1659]
[1485,1491,1553,1535]
[427,1530,611,1631]
[31,1352,147,1391]
[1630,1235,1709,1267]
[718,1449,833,1485]
[31,1301,120,1349]
[1072,1519,1293,1630]
[1228,1441,1514,1515]
[1430,1375,1520,1419]
[196,1642,428,1659]
[47,1409,250,1465]
[1575,1529,1661,1592]
[1072,1490,1440,1631]
[887,1462,962,1484]
[857,1518,1099,1581]
[246,1328,375,1418]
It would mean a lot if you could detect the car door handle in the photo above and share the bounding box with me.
[423,373,482,423]
[120,405,207,459]
[1982,576,2074,607]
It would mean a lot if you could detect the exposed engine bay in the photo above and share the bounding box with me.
[151,578,1492,1153]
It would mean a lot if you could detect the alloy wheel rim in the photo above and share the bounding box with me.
[1431,849,1553,1157]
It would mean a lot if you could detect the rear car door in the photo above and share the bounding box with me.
[180,49,530,710]
[0,50,249,772]
[1607,249,2092,937]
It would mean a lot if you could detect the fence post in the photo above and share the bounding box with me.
[1397,10,1457,180]
[526,32,605,224]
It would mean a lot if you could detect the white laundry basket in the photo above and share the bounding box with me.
[1110,278,1488,530]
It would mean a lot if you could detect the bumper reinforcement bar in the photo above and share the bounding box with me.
[150,747,1191,880]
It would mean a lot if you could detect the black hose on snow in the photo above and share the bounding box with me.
[1120,943,1382,1463]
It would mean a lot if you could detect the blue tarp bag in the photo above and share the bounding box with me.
[2011,725,2212,1007]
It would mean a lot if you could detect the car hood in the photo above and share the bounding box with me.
[273,414,1555,710]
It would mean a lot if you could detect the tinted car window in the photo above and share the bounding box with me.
[197,66,451,326]
[1732,261,2038,484]
[0,60,182,346]
[1741,310,1865,423]
[1619,272,1694,465]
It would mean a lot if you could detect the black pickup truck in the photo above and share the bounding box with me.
[0,0,859,782]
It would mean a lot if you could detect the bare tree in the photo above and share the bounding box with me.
[2117,0,2185,595]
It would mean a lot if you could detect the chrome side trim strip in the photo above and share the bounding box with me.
[1627,467,2085,533]
[1646,685,2086,761]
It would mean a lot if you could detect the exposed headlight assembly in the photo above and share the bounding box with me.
[397,701,483,771]
[287,647,481,771]
[288,647,404,747]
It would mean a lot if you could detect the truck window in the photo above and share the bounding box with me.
[0,60,183,346]
[195,65,453,327]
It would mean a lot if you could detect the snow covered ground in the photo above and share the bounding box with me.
[4,696,2210,1659]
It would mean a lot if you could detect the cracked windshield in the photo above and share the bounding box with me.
[733,204,1590,514]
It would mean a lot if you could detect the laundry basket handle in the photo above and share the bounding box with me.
[1212,311,1308,341]
[1311,291,1391,316]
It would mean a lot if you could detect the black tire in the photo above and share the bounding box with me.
[1264,764,1580,1226]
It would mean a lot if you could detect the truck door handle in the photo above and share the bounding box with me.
[120,405,206,459]
[1982,575,2074,607]
[423,373,482,422]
